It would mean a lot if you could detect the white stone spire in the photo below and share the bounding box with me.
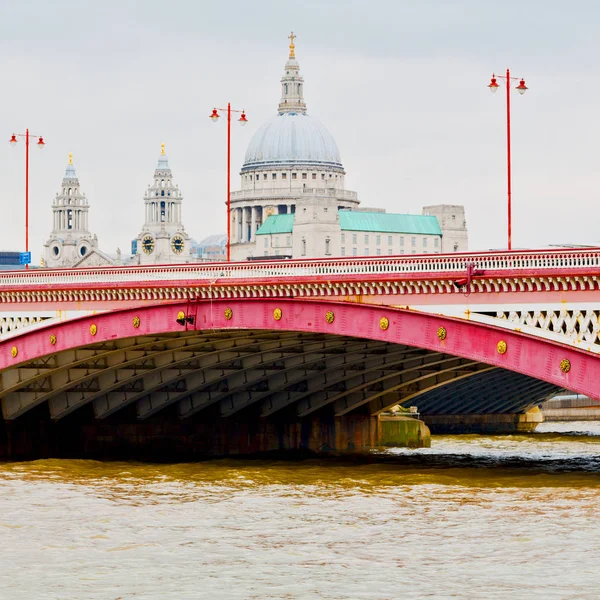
[42,153,104,267]
[278,31,307,114]
[135,143,191,264]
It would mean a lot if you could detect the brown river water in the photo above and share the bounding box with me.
[1,421,599,599]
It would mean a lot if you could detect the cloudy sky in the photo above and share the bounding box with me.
[1,0,598,259]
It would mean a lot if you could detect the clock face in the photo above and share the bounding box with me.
[171,235,184,254]
[142,235,155,254]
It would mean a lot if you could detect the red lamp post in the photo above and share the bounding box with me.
[488,69,528,250]
[209,104,248,262]
[9,129,46,269]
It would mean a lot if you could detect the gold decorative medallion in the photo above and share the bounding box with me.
[273,308,282,321]
[10,346,18,358]
[177,311,185,321]
[49,334,57,345]
[325,311,335,324]
[560,359,571,373]
[132,316,141,328]
[224,308,233,320]
[379,317,389,331]
[90,324,97,336]
[437,327,447,341]
[497,340,507,355]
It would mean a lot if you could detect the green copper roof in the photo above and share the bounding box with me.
[339,211,442,235]
[255,210,442,236]
[255,213,295,235]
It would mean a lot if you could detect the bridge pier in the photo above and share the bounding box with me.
[422,409,544,434]
[0,412,429,461]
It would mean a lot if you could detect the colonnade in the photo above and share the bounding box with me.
[53,208,89,232]
[145,201,182,224]
[232,204,294,243]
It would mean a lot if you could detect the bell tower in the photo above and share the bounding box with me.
[135,144,191,264]
[43,154,100,267]
[278,32,307,114]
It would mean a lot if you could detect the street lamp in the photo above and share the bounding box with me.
[209,103,248,262]
[9,129,46,269]
[488,69,528,250]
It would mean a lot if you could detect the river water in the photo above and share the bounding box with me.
[1,421,599,599]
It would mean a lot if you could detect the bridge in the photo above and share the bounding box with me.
[0,247,599,458]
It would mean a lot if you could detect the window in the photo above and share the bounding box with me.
[302,173,307,180]
[388,249,393,255]
[453,243,459,252]
[400,236,404,246]
[282,173,287,180]
[292,173,297,179]
[312,173,317,180]
[434,238,439,247]
[388,236,392,245]
[325,239,330,254]
[364,234,369,244]
[275,249,280,256]
[376,248,381,256]
[255,174,259,181]
[264,251,268,256]
[321,173,325,180]
[352,247,357,256]
[264,237,268,248]
[263,173,267,180]
[341,247,346,256]
[376,235,381,245]
[352,234,357,244]
[275,236,279,246]
[286,236,291,246]
[452,214,456,220]
[411,237,416,247]
[341,233,345,243]
[423,238,428,247]
[272,173,277,180]
[364,248,369,256]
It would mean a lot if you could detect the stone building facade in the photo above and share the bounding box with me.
[133,144,192,264]
[42,154,113,268]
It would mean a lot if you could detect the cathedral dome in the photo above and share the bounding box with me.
[241,112,343,172]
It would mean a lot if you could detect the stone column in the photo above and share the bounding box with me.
[241,206,248,243]
[251,206,257,241]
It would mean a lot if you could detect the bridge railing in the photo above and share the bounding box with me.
[0,248,599,287]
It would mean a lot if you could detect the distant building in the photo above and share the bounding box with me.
[195,234,227,261]
[228,34,468,261]
[42,154,113,268]
[133,144,192,264]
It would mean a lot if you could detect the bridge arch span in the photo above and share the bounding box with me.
[0,299,594,423]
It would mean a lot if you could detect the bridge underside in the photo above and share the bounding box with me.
[0,328,561,458]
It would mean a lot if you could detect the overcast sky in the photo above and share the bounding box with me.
[1,0,598,259]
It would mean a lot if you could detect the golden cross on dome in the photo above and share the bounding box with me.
[288,31,296,58]
[161,143,165,155]
[68,153,73,165]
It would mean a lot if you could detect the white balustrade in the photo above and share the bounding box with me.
[0,248,598,289]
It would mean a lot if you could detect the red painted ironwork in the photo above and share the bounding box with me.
[1,300,598,401]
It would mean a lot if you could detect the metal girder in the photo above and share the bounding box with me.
[337,360,488,416]
[101,333,341,420]
[295,354,464,417]
[156,338,380,420]
[258,347,432,418]
[406,369,562,416]
[218,341,413,418]
[2,332,261,420]
[64,333,300,420]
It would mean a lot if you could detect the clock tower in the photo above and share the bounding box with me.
[135,144,191,264]
[43,154,107,268]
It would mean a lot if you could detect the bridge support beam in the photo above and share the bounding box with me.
[421,409,544,434]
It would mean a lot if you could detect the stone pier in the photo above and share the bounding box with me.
[422,409,543,434]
